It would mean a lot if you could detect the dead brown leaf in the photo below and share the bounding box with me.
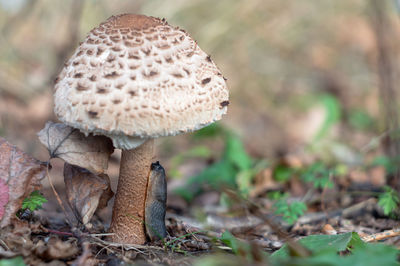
[64,163,114,225]
[0,179,9,221]
[35,237,79,260]
[0,137,47,228]
[0,220,36,257]
[37,121,114,174]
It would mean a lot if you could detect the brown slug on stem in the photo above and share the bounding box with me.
[145,161,167,241]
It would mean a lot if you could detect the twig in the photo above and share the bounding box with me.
[361,228,400,242]
[88,235,163,252]
[94,244,114,259]
[0,239,10,251]
[45,161,73,226]
[297,198,377,225]
[89,233,115,237]
[360,130,390,153]
[44,228,74,237]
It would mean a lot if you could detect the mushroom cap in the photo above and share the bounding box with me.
[54,14,229,149]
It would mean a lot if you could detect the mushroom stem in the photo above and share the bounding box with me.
[109,139,154,244]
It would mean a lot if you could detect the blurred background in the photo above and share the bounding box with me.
[1,0,400,213]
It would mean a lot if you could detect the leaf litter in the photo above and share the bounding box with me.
[64,163,113,225]
[37,121,114,174]
[0,137,47,228]
[1,130,400,265]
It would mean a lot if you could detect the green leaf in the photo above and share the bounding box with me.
[186,146,212,157]
[236,169,254,196]
[274,242,399,266]
[343,242,399,266]
[300,162,333,189]
[192,123,225,139]
[223,134,252,171]
[193,254,246,266]
[348,109,374,130]
[273,165,295,183]
[0,257,26,266]
[219,192,233,208]
[267,191,287,200]
[314,94,341,141]
[174,160,236,201]
[219,231,239,254]
[169,145,212,179]
[21,191,47,211]
[378,186,400,216]
[272,232,354,259]
[176,130,254,201]
[347,231,365,250]
[273,198,307,225]
[334,164,348,176]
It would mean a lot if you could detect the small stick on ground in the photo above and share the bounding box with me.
[297,198,377,225]
[45,162,73,226]
[361,228,400,242]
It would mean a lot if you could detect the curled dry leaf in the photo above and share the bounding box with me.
[0,137,47,228]
[38,121,114,174]
[64,163,114,225]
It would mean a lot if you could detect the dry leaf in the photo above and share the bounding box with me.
[0,179,9,220]
[38,121,114,174]
[64,163,113,225]
[322,224,337,235]
[0,137,47,228]
[35,237,79,260]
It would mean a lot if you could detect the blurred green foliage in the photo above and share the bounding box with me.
[0,257,25,266]
[300,162,334,189]
[271,232,399,266]
[169,146,212,179]
[272,232,359,259]
[218,231,241,255]
[314,94,341,142]
[378,186,400,216]
[274,165,295,183]
[348,109,375,130]
[273,162,335,189]
[196,232,399,266]
[174,124,257,201]
[216,231,269,264]
[273,197,307,225]
[371,155,400,175]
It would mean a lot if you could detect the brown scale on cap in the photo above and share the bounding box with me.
[54,14,228,142]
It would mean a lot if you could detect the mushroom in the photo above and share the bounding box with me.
[53,14,229,244]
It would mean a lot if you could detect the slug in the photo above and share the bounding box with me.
[145,161,167,241]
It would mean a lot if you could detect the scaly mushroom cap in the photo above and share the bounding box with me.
[54,14,229,149]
